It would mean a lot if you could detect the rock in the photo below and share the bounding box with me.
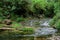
[40,19,51,27]
[40,21,50,27]
[3,19,12,25]
[47,35,60,40]
[35,27,57,36]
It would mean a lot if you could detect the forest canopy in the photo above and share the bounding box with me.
[0,0,55,18]
[0,0,60,29]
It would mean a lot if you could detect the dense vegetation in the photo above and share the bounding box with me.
[50,0,60,30]
[0,0,55,20]
[0,0,60,32]
[0,0,60,40]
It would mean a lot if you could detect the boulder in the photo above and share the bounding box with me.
[35,27,57,36]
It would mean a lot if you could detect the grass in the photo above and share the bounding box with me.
[11,22,22,28]
[0,24,6,28]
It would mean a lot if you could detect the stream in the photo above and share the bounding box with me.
[0,18,58,40]
[20,18,57,36]
[21,18,51,27]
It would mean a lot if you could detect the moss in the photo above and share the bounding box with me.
[11,22,22,28]
[19,27,34,35]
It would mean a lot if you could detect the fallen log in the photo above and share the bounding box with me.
[0,28,15,32]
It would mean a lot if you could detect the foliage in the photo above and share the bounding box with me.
[50,13,60,29]
[0,0,60,29]
[12,22,22,28]
[50,0,60,29]
[16,17,25,22]
[20,27,34,35]
[55,19,60,29]
[29,0,47,11]
[0,0,28,21]
[0,0,55,20]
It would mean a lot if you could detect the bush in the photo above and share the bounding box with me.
[50,13,60,30]
[20,27,34,35]
[55,19,60,29]
[0,0,56,20]
[12,22,22,28]
[49,0,60,30]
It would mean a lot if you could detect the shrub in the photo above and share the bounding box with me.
[49,0,60,30]
[50,13,60,30]
[20,27,34,35]
[0,0,55,20]
[12,22,22,28]
[55,19,60,30]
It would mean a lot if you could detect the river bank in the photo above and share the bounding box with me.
[0,18,60,40]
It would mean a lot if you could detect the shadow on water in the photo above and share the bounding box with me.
[0,31,34,40]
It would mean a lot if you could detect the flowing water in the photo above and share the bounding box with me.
[0,18,58,40]
[22,18,51,27]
